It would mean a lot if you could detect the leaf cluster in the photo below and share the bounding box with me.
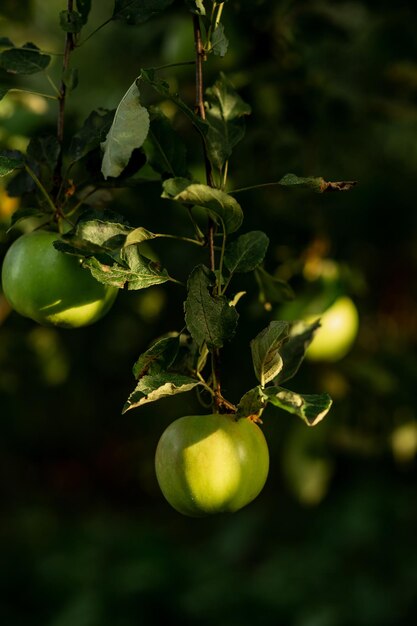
[0,0,349,430]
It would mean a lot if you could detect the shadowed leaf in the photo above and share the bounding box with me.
[224,231,269,274]
[236,387,267,421]
[279,173,357,193]
[101,80,149,179]
[0,43,50,75]
[133,336,180,379]
[0,86,9,101]
[205,73,251,170]
[276,320,321,384]
[76,0,91,24]
[162,178,243,233]
[62,67,78,92]
[211,24,229,57]
[59,10,83,33]
[250,321,290,387]
[144,108,188,178]
[8,207,49,231]
[140,70,208,140]
[255,266,295,310]
[184,265,239,349]
[0,152,23,177]
[69,109,115,162]
[0,38,14,48]
[27,136,60,175]
[113,0,174,25]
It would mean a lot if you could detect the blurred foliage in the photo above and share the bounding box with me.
[1,0,417,624]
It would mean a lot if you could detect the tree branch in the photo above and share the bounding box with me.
[192,14,223,412]
[54,0,75,202]
[57,0,75,143]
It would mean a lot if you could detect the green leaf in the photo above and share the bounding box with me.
[263,387,333,427]
[101,80,150,179]
[124,227,156,247]
[278,173,357,193]
[132,335,180,379]
[276,320,321,384]
[211,23,229,57]
[27,136,60,175]
[7,164,39,196]
[185,0,206,14]
[0,85,9,101]
[255,266,295,309]
[205,73,251,170]
[143,108,188,178]
[23,136,60,192]
[8,206,49,230]
[68,109,115,162]
[0,42,50,75]
[184,265,239,350]
[75,217,131,251]
[224,231,269,274]
[250,321,290,387]
[53,238,112,259]
[0,37,14,49]
[162,178,243,234]
[168,335,206,378]
[120,245,169,289]
[59,10,83,33]
[62,67,79,92]
[123,373,201,413]
[140,70,208,140]
[0,152,23,177]
[51,210,131,258]
[236,386,267,420]
[162,177,191,197]
[112,0,174,25]
[76,0,91,24]
[83,252,169,290]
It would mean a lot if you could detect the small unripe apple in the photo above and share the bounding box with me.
[1,230,118,328]
[155,413,269,517]
[306,296,359,362]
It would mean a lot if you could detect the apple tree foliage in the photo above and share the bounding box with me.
[0,0,357,427]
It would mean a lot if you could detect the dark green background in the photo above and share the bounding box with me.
[1,1,417,624]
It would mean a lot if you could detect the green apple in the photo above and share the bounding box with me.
[155,413,269,517]
[306,296,359,362]
[1,230,118,328]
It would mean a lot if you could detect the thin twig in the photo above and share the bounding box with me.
[54,0,75,203]
[57,0,75,144]
[192,14,223,412]
[192,14,213,187]
[151,60,196,72]
[155,233,205,246]
[76,16,113,47]
[229,181,284,194]
[7,88,57,101]
[24,164,57,215]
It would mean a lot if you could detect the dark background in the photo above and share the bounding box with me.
[1,1,417,624]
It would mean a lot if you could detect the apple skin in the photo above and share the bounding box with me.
[155,413,269,517]
[1,230,118,328]
[306,296,359,362]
